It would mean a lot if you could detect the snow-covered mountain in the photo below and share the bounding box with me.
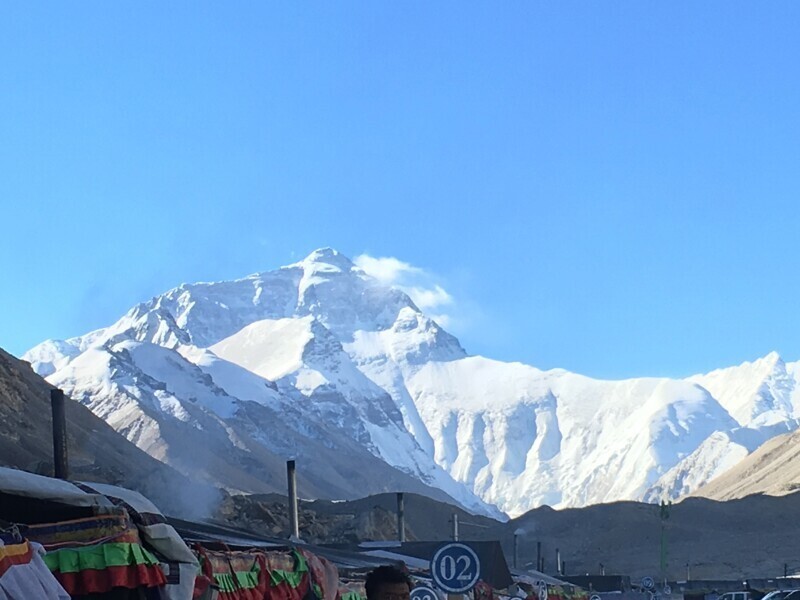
[24,249,800,517]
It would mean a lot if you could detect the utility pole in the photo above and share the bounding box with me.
[50,389,69,480]
[659,500,671,583]
[396,493,406,543]
[537,542,542,572]
[287,460,299,540]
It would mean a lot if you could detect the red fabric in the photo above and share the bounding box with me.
[0,544,34,578]
[301,549,338,600]
[265,578,309,600]
[193,544,271,600]
[54,563,167,596]
[219,554,270,600]
[193,572,214,598]
[474,581,495,600]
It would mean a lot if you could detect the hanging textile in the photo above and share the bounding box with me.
[338,579,366,600]
[73,482,199,600]
[299,549,338,600]
[0,540,70,600]
[24,510,167,597]
[193,544,270,600]
[264,549,313,600]
[192,546,319,600]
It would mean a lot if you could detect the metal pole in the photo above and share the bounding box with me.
[397,492,406,542]
[452,513,459,541]
[287,460,299,539]
[600,563,605,576]
[556,548,562,575]
[50,389,69,480]
[660,501,671,583]
[537,542,542,572]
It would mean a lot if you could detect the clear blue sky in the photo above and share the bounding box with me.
[2,2,800,379]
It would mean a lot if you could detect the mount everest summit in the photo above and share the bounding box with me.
[23,249,800,517]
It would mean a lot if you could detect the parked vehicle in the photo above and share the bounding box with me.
[719,592,754,600]
[761,591,800,600]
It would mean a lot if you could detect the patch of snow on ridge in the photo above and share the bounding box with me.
[178,346,283,410]
[644,431,750,502]
[210,317,315,382]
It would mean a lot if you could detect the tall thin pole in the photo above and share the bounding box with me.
[660,501,671,582]
[556,548,562,575]
[287,460,299,539]
[50,389,69,480]
[452,513,459,541]
[537,542,542,572]
[397,493,406,542]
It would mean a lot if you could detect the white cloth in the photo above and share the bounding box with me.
[0,542,70,600]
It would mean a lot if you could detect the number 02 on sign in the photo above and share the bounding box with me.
[431,543,481,594]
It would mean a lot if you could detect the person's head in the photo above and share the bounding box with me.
[365,566,411,600]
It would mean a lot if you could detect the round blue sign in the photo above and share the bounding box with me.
[411,586,439,600]
[431,543,481,594]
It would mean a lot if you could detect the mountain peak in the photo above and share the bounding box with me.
[293,248,355,271]
[761,350,783,366]
[737,351,786,374]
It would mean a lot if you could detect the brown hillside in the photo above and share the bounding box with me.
[0,347,219,517]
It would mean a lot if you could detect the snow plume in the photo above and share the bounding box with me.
[354,254,454,327]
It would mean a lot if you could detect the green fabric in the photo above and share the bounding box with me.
[214,568,261,592]
[340,592,365,600]
[43,542,161,574]
[269,550,308,589]
[207,549,311,593]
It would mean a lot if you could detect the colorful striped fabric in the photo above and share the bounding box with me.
[23,513,167,596]
[43,541,162,573]
[0,541,70,599]
[0,542,35,578]
[194,545,270,599]
[24,511,139,550]
[300,548,339,600]
[192,546,320,600]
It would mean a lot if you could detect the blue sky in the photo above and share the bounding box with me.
[2,2,800,379]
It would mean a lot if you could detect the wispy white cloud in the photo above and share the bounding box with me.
[352,255,422,284]
[354,254,455,326]
[405,285,453,312]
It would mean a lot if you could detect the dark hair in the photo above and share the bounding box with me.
[365,565,411,600]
